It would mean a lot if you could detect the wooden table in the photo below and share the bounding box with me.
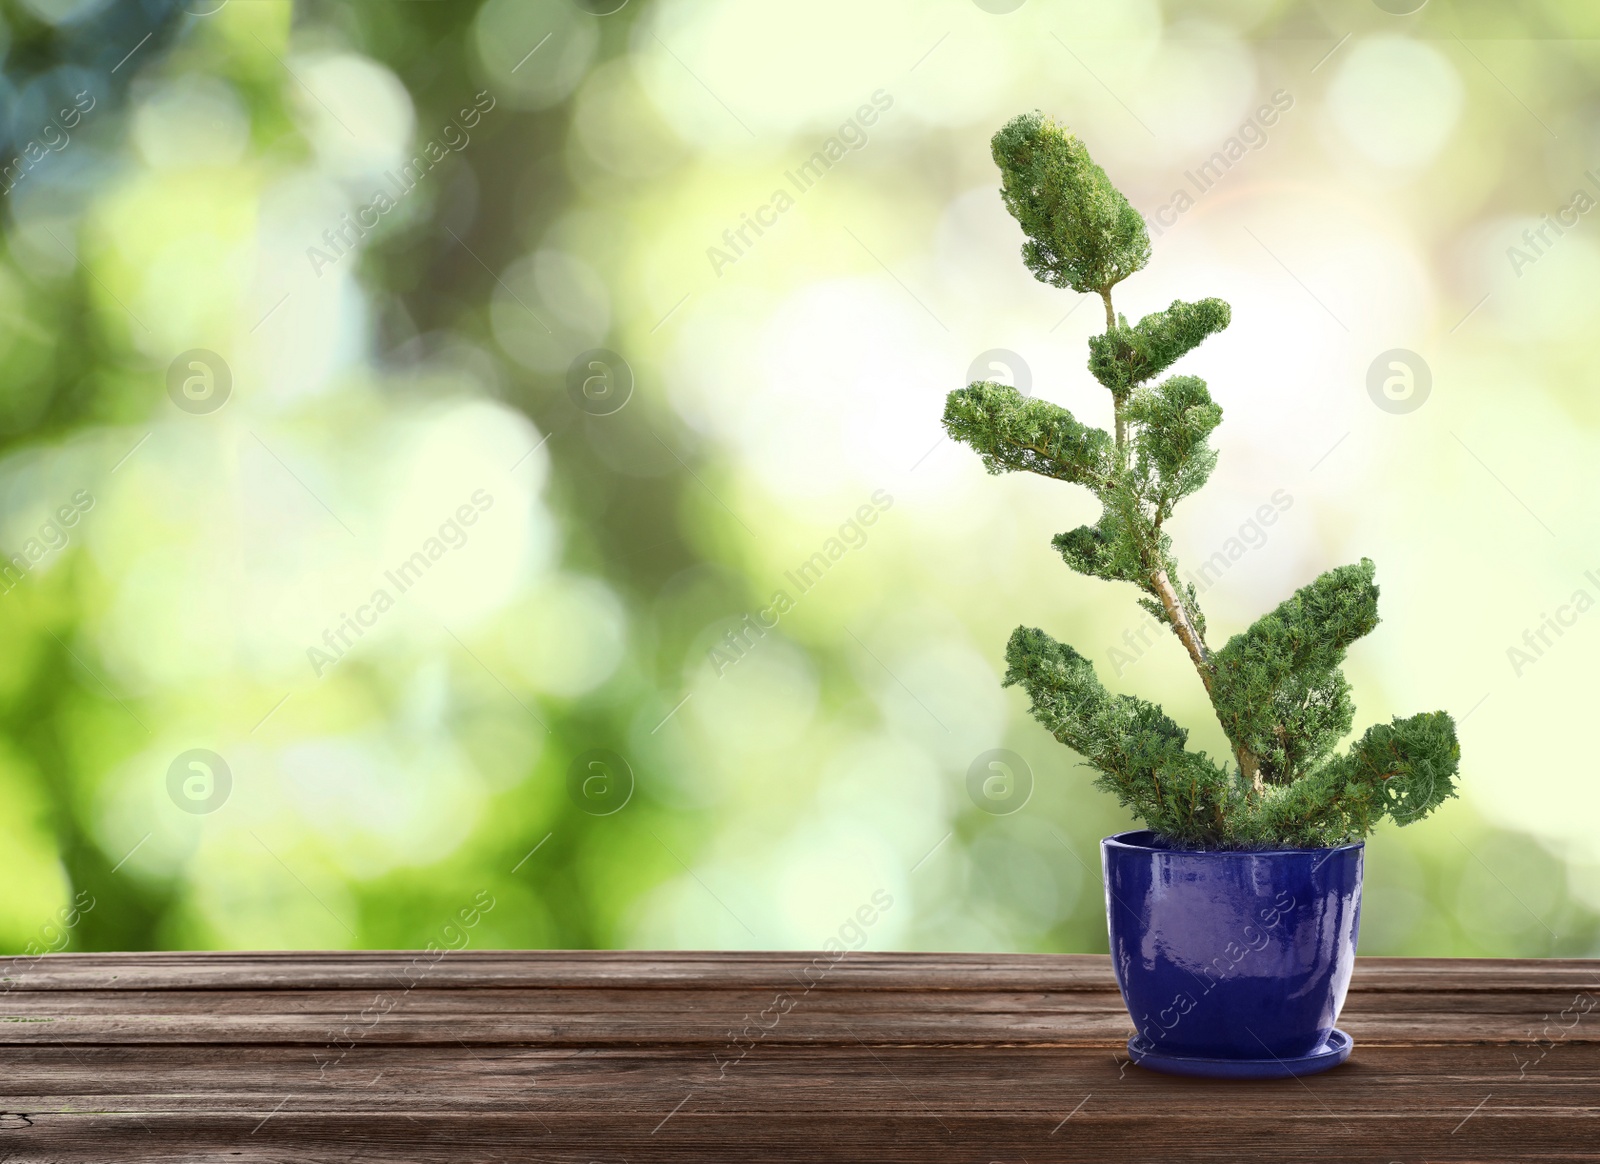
[1,951,1595,1161]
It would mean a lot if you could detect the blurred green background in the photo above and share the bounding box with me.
[0,0,1597,958]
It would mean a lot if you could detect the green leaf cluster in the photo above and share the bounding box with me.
[1210,559,1378,787]
[1088,298,1231,397]
[991,111,1150,295]
[1002,626,1239,843]
[943,380,1112,487]
[943,112,1460,849]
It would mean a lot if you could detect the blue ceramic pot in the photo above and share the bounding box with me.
[1102,829,1363,1061]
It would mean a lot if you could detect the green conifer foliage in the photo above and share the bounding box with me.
[991,111,1152,303]
[1088,299,1232,395]
[945,112,1460,849]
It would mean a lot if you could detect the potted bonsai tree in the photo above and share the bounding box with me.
[943,112,1462,1079]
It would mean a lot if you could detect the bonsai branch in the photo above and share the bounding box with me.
[1150,566,1211,688]
[1145,531,1263,795]
[1101,286,1130,456]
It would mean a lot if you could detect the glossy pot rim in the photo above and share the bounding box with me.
[1101,828,1364,859]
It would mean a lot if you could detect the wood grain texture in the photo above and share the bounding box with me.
[0,952,1596,1162]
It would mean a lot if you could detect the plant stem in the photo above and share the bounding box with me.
[1150,566,1211,691]
[1100,286,1260,799]
[1151,562,1264,795]
[1102,282,1263,797]
[1101,287,1129,454]
[1240,748,1263,797]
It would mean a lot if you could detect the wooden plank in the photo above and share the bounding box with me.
[6,951,1595,992]
[0,989,1594,1046]
[0,952,1594,1162]
[2,1045,1597,1162]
